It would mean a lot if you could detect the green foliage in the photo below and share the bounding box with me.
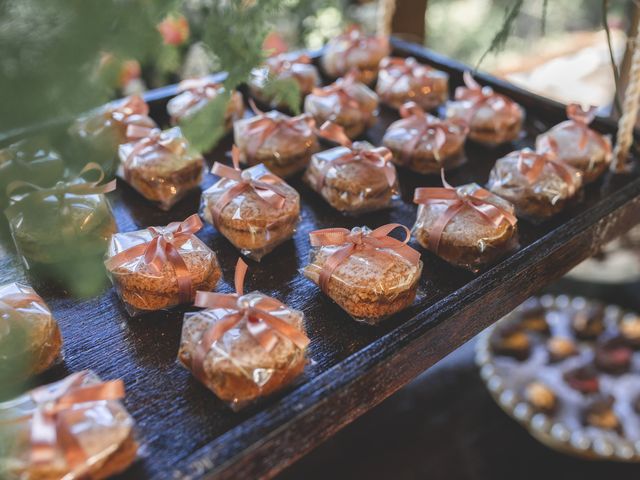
[474,0,525,70]
[263,77,302,115]
[179,90,231,153]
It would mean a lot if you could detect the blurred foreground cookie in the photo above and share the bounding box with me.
[105,215,221,316]
[0,371,136,480]
[303,224,422,324]
[413,173,518,271]
[179,258,309,410]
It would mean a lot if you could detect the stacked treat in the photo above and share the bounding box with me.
[0,25,622,478]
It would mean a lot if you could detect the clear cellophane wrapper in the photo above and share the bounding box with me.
[487,150,583,220]
[4,185,117,268]
[376,57,449,111]
[304,79,379,139]
[178,292,307,410]
[303,234,423,325]
[0,371,136,480]
[105,227,221,316]
[413,184,518,271]
[248,53,320,109]
[117,127,205,210]
[382,113,467,174]
[200,164,300,261]
[0,282,61,380]
[166,82,244,131]
[233,111,319,178]
[303,143,399,214]
[321,31,390,84]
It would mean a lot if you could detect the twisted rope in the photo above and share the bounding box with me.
[377,0,396,37]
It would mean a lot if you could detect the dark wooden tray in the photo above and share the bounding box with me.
[1,38,639,480]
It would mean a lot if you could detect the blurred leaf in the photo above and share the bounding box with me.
[263,77,302,114]
[180,91,230,153]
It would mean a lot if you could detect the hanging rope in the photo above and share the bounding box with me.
[612,31,640,172]
[377,0,396,37]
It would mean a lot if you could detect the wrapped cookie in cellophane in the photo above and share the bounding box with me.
[233,103,318,177]
[535,104,612,184]
[304,73,379,139]
[376,57,449,111]
[179,258,309,410]
[488,147,583,220]
[248,52,320,110]
[382,102,468,174]
[304,123,398,214]
[413,173,519,271]
[167,77,244,131]
[0,282,61,381]
[321,26,390,85]
[0,371,137,480]
[201,146,300,261]
[303,224,422,324]
[4,163,117,268]
[117,125,205,210]
[105,215,221,316]
[445,72,524,146]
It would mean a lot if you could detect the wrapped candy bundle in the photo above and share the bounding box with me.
[304,123,398,214]
[201,146,300,260]
[248,52,320,109]
[445,72,524,146]
[4,163,117,268]
[179,258,309,410]
[487,146,583,219]
[413,173,519,271]
[303,224,422,324]
[304,73,379,139]
[166,77,244,130]
[382,101,468,174]
[0,282,61,380]
[104,215,221,316]
[117,125,205,210]
[376,57,450,111]
[233,102,318,177]
[535,104,612,184]
[321,26,390,85]
[0,371,136,480]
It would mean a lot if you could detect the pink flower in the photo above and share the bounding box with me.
[158,14,190,46]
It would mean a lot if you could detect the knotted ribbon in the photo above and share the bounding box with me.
[309,224,421,294]
[516,147,578,195]
[334,25,388,73]
[172,78,224,121]
[104,214,203,304]
[311,71,363,112]
[124,124,187,166]
[27,371,125,470]
[192,258,309,379]
[314,122,396,188]
[0,289,44,316]
[266,52,313,77]
[379,57,441,95]
[209,146,291,227]
[414,171,517,253]
[243,100,316,158]
[108,95,149,123]
[546,103,612,154]
[454,71,521,124]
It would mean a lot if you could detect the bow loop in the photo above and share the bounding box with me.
[516,148,578,194]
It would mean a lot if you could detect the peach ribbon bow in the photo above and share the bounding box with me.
[124,124,187,164]
[335,25,389,72]
[547,103,612,154]
[267,52,313,75]
[311,72,362,111]
[192,258,309,379]
[209,146,290,226]
[380,57,439,91]
[28,371,125,470]
[308,224,421,294]
[172,77,224,121]
[413,172,517,253]
[108,95,149,122]
[104,214,203,304]
[455,71,520,124]
[516,148,579,195]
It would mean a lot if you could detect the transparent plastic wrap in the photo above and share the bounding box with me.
[0,138,65,205]
[4,164,117,268]
[233,107,318,178]
[304,73,379,139]
[248,52,320,109]
[0,371,136,480]
[200,147,300,261]
[382,101,468,174]
[320,26,390,84]
[535,103,612,184]
[487,148,583,220]
[104,214,221,316]
[413,175,519,271]
[166,77,244,130]
[0,282,61,380]
[445,72,524,146]
[304,126,398,214]
[178,259,309,410]
[117,126,205,210]
[376,57,449,111]
[303,225,422,324]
